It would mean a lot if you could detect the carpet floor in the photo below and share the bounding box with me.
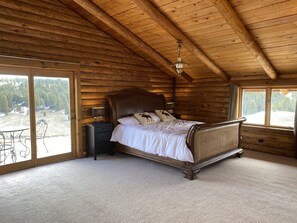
[1,151,297,223]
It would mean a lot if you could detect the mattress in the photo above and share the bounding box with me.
[110,119,203,162]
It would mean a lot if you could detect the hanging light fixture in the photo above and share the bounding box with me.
[171,40,186,74]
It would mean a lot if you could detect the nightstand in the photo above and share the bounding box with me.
[87,122,114,160]
[173,114,181,119]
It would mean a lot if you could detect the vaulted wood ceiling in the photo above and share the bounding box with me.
[61,0,297,82]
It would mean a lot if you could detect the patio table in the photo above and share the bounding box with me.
[0,126,29,164]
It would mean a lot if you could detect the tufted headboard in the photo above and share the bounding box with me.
[108,88,166,127]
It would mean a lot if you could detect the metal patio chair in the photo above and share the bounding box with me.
[24,119,48,154]
[0,131,15,164]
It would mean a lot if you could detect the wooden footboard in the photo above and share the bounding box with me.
[183,117,246,179]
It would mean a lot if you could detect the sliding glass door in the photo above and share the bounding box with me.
[0,67,75,173]
[0,73,31,166]
[34,76,72,159]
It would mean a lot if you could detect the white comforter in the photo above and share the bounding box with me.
[110,119,204,163]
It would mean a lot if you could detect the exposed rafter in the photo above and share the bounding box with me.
[71,0,193,82]
[133,0,230,82]
[209,0,277,80]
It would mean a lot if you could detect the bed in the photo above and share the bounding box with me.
[108,88,246,180]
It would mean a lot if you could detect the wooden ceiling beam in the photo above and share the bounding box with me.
[133,0,230,82]
[71,0,193,82]
[209,0,277,80]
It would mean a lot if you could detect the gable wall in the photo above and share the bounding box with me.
[0,0,295,158]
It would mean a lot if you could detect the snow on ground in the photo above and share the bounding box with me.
[245,111,294,128]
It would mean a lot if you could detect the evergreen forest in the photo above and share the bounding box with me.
[0,76,69,114]
[242,90,297,116]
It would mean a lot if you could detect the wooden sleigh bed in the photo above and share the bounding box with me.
[108,89,246,180]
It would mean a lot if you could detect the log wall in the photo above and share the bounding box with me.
[241,126,295,158]
[0,0,173,155]
[176,78,296,158]
[175,78,229,123]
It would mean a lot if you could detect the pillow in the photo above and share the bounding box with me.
[118,116,140,125]
[133,112,159,125]
[147,112,161,123]
[155,110,176,122]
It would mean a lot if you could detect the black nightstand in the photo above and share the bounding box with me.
[87,122,114,160]
[173,114,181,119]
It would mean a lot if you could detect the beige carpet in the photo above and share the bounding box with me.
[1,151,297,223]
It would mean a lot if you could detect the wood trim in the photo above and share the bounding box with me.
[209,0,277,80]
[265,87,271,127]
[133,0,230,82]
[71,0,193,82]
[74,70,83,158]
[31,69,73,76]
[28,70,37,166]
[36,153,75,166]
[70,71,78,159]
[0,55,80,70]
[0,160,34,175]
[238,87,243,118]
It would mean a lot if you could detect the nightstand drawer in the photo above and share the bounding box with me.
[95,131,112,142]
[94,123,113,133]
[96,141,114,154]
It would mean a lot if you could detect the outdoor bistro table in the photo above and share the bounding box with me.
[0,126,29,164]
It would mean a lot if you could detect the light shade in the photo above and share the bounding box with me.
[91,106,106,117]
[166,102,175,114]
[166,102,175,109]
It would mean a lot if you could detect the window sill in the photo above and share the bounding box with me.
[242,124,294,132]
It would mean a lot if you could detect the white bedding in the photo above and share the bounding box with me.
[110,119,204,163]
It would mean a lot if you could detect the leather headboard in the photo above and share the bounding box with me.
[108,88,166,127]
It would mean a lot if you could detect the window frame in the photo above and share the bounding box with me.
[238,85,297,130]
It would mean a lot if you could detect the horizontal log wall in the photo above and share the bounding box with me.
[175,78,229,123]
[176,77,296,158]
[0,0,173,155]
[241,126,295,157]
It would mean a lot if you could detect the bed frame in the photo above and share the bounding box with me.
[108,88,246,180]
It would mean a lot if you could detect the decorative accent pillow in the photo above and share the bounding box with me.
[118,116,140,125]
[155,110,176,122]
[147,112,161,123]
[133,112,159,125]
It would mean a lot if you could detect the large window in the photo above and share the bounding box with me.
[239,87,297,128]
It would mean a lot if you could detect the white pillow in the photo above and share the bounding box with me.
[155,110,176,122]
[118,116,140,125]
[147,112,161,123]
[133,112,160,125]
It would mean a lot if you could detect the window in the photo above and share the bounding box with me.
[241,89,266,125]
[239,87,297,128]
[270,89,297,128]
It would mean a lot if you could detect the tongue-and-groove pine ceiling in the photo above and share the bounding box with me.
[61,0,297,82]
